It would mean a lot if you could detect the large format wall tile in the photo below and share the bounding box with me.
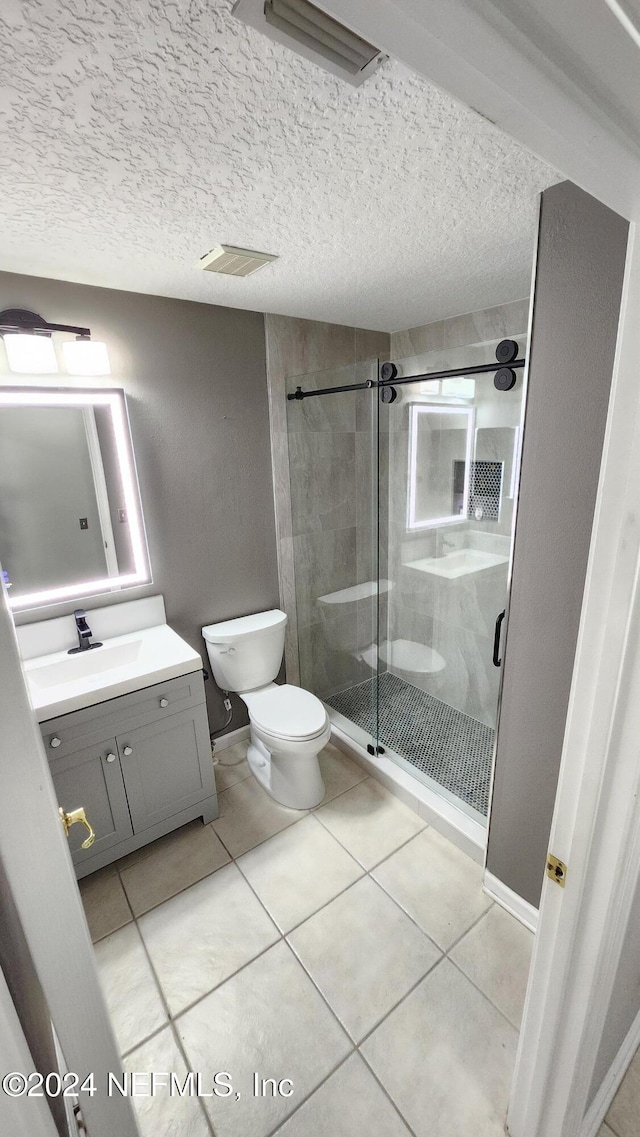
[289,431,356,536]
[298,616,368,699]
[292,527,357,629]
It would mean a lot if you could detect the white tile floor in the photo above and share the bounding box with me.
[81,740,542,1136]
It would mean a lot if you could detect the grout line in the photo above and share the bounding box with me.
[167,1020,218,1137]
[259,1051,357,1137]
[447,955,523,1034]
[354,955,445,1051]
[87,743,526,1134]
[444,899,495,956]
[357,1050,422,1137]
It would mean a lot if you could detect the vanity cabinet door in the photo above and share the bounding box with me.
[50,739,133,866]
[117,707,213,833]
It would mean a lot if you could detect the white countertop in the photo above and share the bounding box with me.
[24,624,203,722]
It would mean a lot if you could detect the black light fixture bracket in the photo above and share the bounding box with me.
[0,308,91,338]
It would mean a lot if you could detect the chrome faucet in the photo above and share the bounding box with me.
[68,609,103,655]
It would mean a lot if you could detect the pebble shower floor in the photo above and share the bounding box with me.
[327,672,494,816]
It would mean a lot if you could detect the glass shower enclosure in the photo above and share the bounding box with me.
[285,334,526,830]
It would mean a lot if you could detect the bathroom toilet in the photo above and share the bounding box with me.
[202,609,330,809]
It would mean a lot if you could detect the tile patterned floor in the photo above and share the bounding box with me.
[326,672,494,815]
[81,738,538,1137]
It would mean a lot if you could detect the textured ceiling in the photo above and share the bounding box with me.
[0,0,557,331]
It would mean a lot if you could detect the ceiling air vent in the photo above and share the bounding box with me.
[233,0,387,86]
[198,245,278,277]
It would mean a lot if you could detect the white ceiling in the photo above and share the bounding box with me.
[0,0,557,332]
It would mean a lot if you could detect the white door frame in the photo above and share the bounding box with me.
[0,586,140,1137]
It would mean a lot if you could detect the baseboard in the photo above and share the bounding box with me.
[212,724,250,751]
[581,1005,640,1137]
[483,870,539,932]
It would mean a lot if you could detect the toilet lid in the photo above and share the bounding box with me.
[245,684,328,741]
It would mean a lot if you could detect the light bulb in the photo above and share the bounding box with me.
[63,339,111,376]
[3,333,58,374]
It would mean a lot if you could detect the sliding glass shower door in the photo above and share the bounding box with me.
[376,339,525,820]
[285,334,526,827]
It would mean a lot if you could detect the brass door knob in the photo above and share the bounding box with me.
[106,753,117,763]
[123,746,133,756]
[58,806,96,850]
[50,737,62,748]
[160,698,168,708]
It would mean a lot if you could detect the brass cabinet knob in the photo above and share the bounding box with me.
[123,745,133,756]
[59,806,96,850]
[106,753,117,763]
[160,698,168,708]
[50,736,62,748]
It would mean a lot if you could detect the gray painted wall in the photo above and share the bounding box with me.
[487,183,629,907]
[0,272,279,734]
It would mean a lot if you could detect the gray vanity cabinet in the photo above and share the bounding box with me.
[117,707,213,832]
[50,738,133,866]
[41,670,218,878]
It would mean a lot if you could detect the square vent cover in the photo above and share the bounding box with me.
[198,245,278,277]
[233,0,387,86]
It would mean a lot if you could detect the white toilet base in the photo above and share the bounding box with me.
[247,731,327,809]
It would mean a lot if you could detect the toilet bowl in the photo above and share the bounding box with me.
[202,610,329,809]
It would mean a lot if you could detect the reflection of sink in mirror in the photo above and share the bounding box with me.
[405,548,508,579]
[28,639,143,688]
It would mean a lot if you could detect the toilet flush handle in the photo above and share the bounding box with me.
[218,645,235,655]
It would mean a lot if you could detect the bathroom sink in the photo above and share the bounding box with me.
[405,548,509,579]
[24,624,203,722]
[28,640,143,689]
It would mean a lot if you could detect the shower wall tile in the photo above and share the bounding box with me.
[265,313,388,692]
[427,619,498,728]
[390,299,529,359]
[355,328,390,363]
[289,430,356,536]
[298,617,370,700]
[293,527,357,630]
[441,299,530,350]
[391,321,445,361]
[266,314,355,380]
[279,536,300,686]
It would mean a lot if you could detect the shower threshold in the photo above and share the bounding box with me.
[326,673,494,819]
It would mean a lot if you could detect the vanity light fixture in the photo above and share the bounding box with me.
[0,308,110,376]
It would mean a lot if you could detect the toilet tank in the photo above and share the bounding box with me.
[202,610,287,693]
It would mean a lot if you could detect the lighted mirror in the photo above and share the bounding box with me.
[0,387,150,610]
[407,402,474,530]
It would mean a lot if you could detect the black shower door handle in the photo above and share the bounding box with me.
[493,610,506,667]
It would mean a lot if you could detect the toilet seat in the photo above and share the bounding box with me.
[243,684,328,742]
